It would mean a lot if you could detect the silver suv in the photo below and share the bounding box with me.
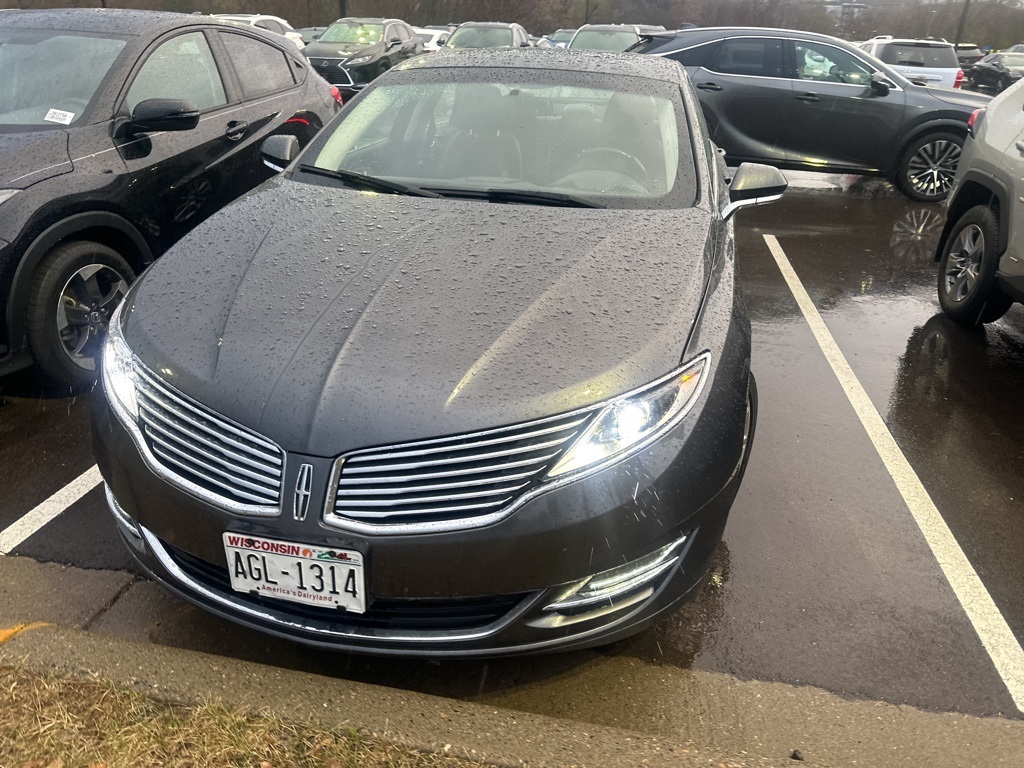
[935,80,1024,324]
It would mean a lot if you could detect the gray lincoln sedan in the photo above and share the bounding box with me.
[92,49,785,656]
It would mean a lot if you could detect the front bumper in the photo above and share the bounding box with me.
[92,355,754,657]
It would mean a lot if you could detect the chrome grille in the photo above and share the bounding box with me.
[135,365,284,513]
[331,411,593,527]
[310,58,353,86]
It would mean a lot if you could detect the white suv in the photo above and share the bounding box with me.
[212,14,305,49]
[859,37,962,89]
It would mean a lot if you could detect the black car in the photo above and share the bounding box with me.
[0,9,340,388]
[966,52,1024,92]
[303,17,422,95]
[631,27,990,202]
[444,22,532,49]
[955,44,985,70]
[93,49,786,657]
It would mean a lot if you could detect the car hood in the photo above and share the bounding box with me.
[925,87,991,108]
[304,40,377,59]
[124,178,715,457]
[0,129,72,188]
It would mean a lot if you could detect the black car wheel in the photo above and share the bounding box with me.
[897,132,963,202]
[937,205,1013,325]
[998,74,1011,92]
[26,240,135,390]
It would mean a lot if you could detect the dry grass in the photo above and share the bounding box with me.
[0,666,492,768]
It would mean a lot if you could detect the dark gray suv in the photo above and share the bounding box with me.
[631,27,990,201]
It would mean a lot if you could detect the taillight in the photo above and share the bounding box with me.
[330,85,343,105]
[954,69,964,89]
[968,108,985,138]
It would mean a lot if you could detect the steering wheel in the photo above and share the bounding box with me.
[569,147,648,183]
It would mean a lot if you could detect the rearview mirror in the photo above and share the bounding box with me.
[870,72,894,96]
[260,134,299,172]
[721,163,788,220]
[128,99,199,133]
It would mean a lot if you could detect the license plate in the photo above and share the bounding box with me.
[222,533,365,613]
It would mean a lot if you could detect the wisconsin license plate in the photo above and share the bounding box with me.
[222,533,365,613]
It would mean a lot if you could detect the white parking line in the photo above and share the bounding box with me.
[764,233,1024,713]
[0,465,103,555]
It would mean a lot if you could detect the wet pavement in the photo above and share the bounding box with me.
[2,176,1023,735]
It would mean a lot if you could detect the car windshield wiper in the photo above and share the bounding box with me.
[426,187,605,208]
[297,165,440,198]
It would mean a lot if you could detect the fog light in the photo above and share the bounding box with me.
[527,534,688,629]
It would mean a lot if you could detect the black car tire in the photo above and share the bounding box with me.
[896,132,964,203]
[999,74,1011,92]
[937,205,1013,325]
[26,240,135,390]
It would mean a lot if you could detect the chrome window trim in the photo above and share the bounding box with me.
[323,352,712,536]
[139,525,539,643]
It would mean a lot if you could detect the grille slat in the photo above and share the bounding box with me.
[135,364,284,511]
[333,411,592,526]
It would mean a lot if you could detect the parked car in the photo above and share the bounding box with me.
[954,43,984,69]
[858,36,963,89]
[546,28,576,48]
[569,23,666,51]
[211,13,305,49]
[413,26,449,52]
[0,9,340,388]
[1005,44,1024,53]
[94,48,786,657]
[935,81,1024,325]
[530,35,554,49]
[303,17,422,95]
[296,26,328,45]
[966,52,1024,92]
[444,22,531,49]
[630,27,990,202]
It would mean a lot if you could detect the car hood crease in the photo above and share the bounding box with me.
[125,179,713,456]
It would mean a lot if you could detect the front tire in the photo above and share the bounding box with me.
[26,240,135,390]
[896,132,963,202]
[937,205,1012,325]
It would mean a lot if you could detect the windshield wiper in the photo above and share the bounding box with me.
[298,165,440,198]
[426,187,604,208]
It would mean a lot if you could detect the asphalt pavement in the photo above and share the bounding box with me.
[2,174,1023,762]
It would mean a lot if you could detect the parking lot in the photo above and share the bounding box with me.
[2,175,1022,737]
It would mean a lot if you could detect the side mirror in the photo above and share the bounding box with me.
[520,40,532,47]
[439,35,449,45]
[260,134,299,172]
[870,72,893,96]
[128,99,199,133]
[721,163,787,220]
[312,33,321,40]
[387,37,402,48]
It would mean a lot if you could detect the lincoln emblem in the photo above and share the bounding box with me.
[293,463,313,521]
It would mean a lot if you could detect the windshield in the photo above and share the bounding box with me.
[550,30,575,43]
[0,29,126,129]
[320,22,383,45]
[305,70,694,209]
[570,29,639,51]
[446,27,513,49]
[1002,53,1024,67]
[880,44,958,68]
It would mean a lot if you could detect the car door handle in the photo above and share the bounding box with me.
[1016,141,1024,155]
[224,121,249,141]
[696,82,723,92]
[796,92,821,102]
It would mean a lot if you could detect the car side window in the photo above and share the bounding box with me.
[385,25,397,43]
[667,41,721,68]
[397,25,412,42]
[704,38,786,78]
[794,41,874,85]
[220,33,296,99]
[125,31,227,114]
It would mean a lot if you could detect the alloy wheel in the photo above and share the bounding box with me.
[56,263,130,370]
[942,223,984,303]
[906,138,961,199]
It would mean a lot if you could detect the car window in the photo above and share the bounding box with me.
[309,72,694,209]
[397,25,412,42]
[125,31,227,114]
[667,41,720,67]
[877,43,958,69]
[704,38,786,78]
[220,33,296,99]
[446,27,514,49]
[0,30,127,128]
[320,22,384,44]
[570,29,639,51]
[794,41,874,85]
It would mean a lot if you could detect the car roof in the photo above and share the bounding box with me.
[0,8,208,35]
[399,47,685,83]
[333,18,404,25]
[871,38,955,47]
[455,21,520,29]
[640,25,858,50]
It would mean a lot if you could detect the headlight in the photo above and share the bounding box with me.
[547,353,710,478]
[0,189,19,206]
[101,300,138,421]
[346,55,373,65]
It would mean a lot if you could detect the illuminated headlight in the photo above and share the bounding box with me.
[346,55,373,65]
[547,353,709,478]
[101,300,138,421]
